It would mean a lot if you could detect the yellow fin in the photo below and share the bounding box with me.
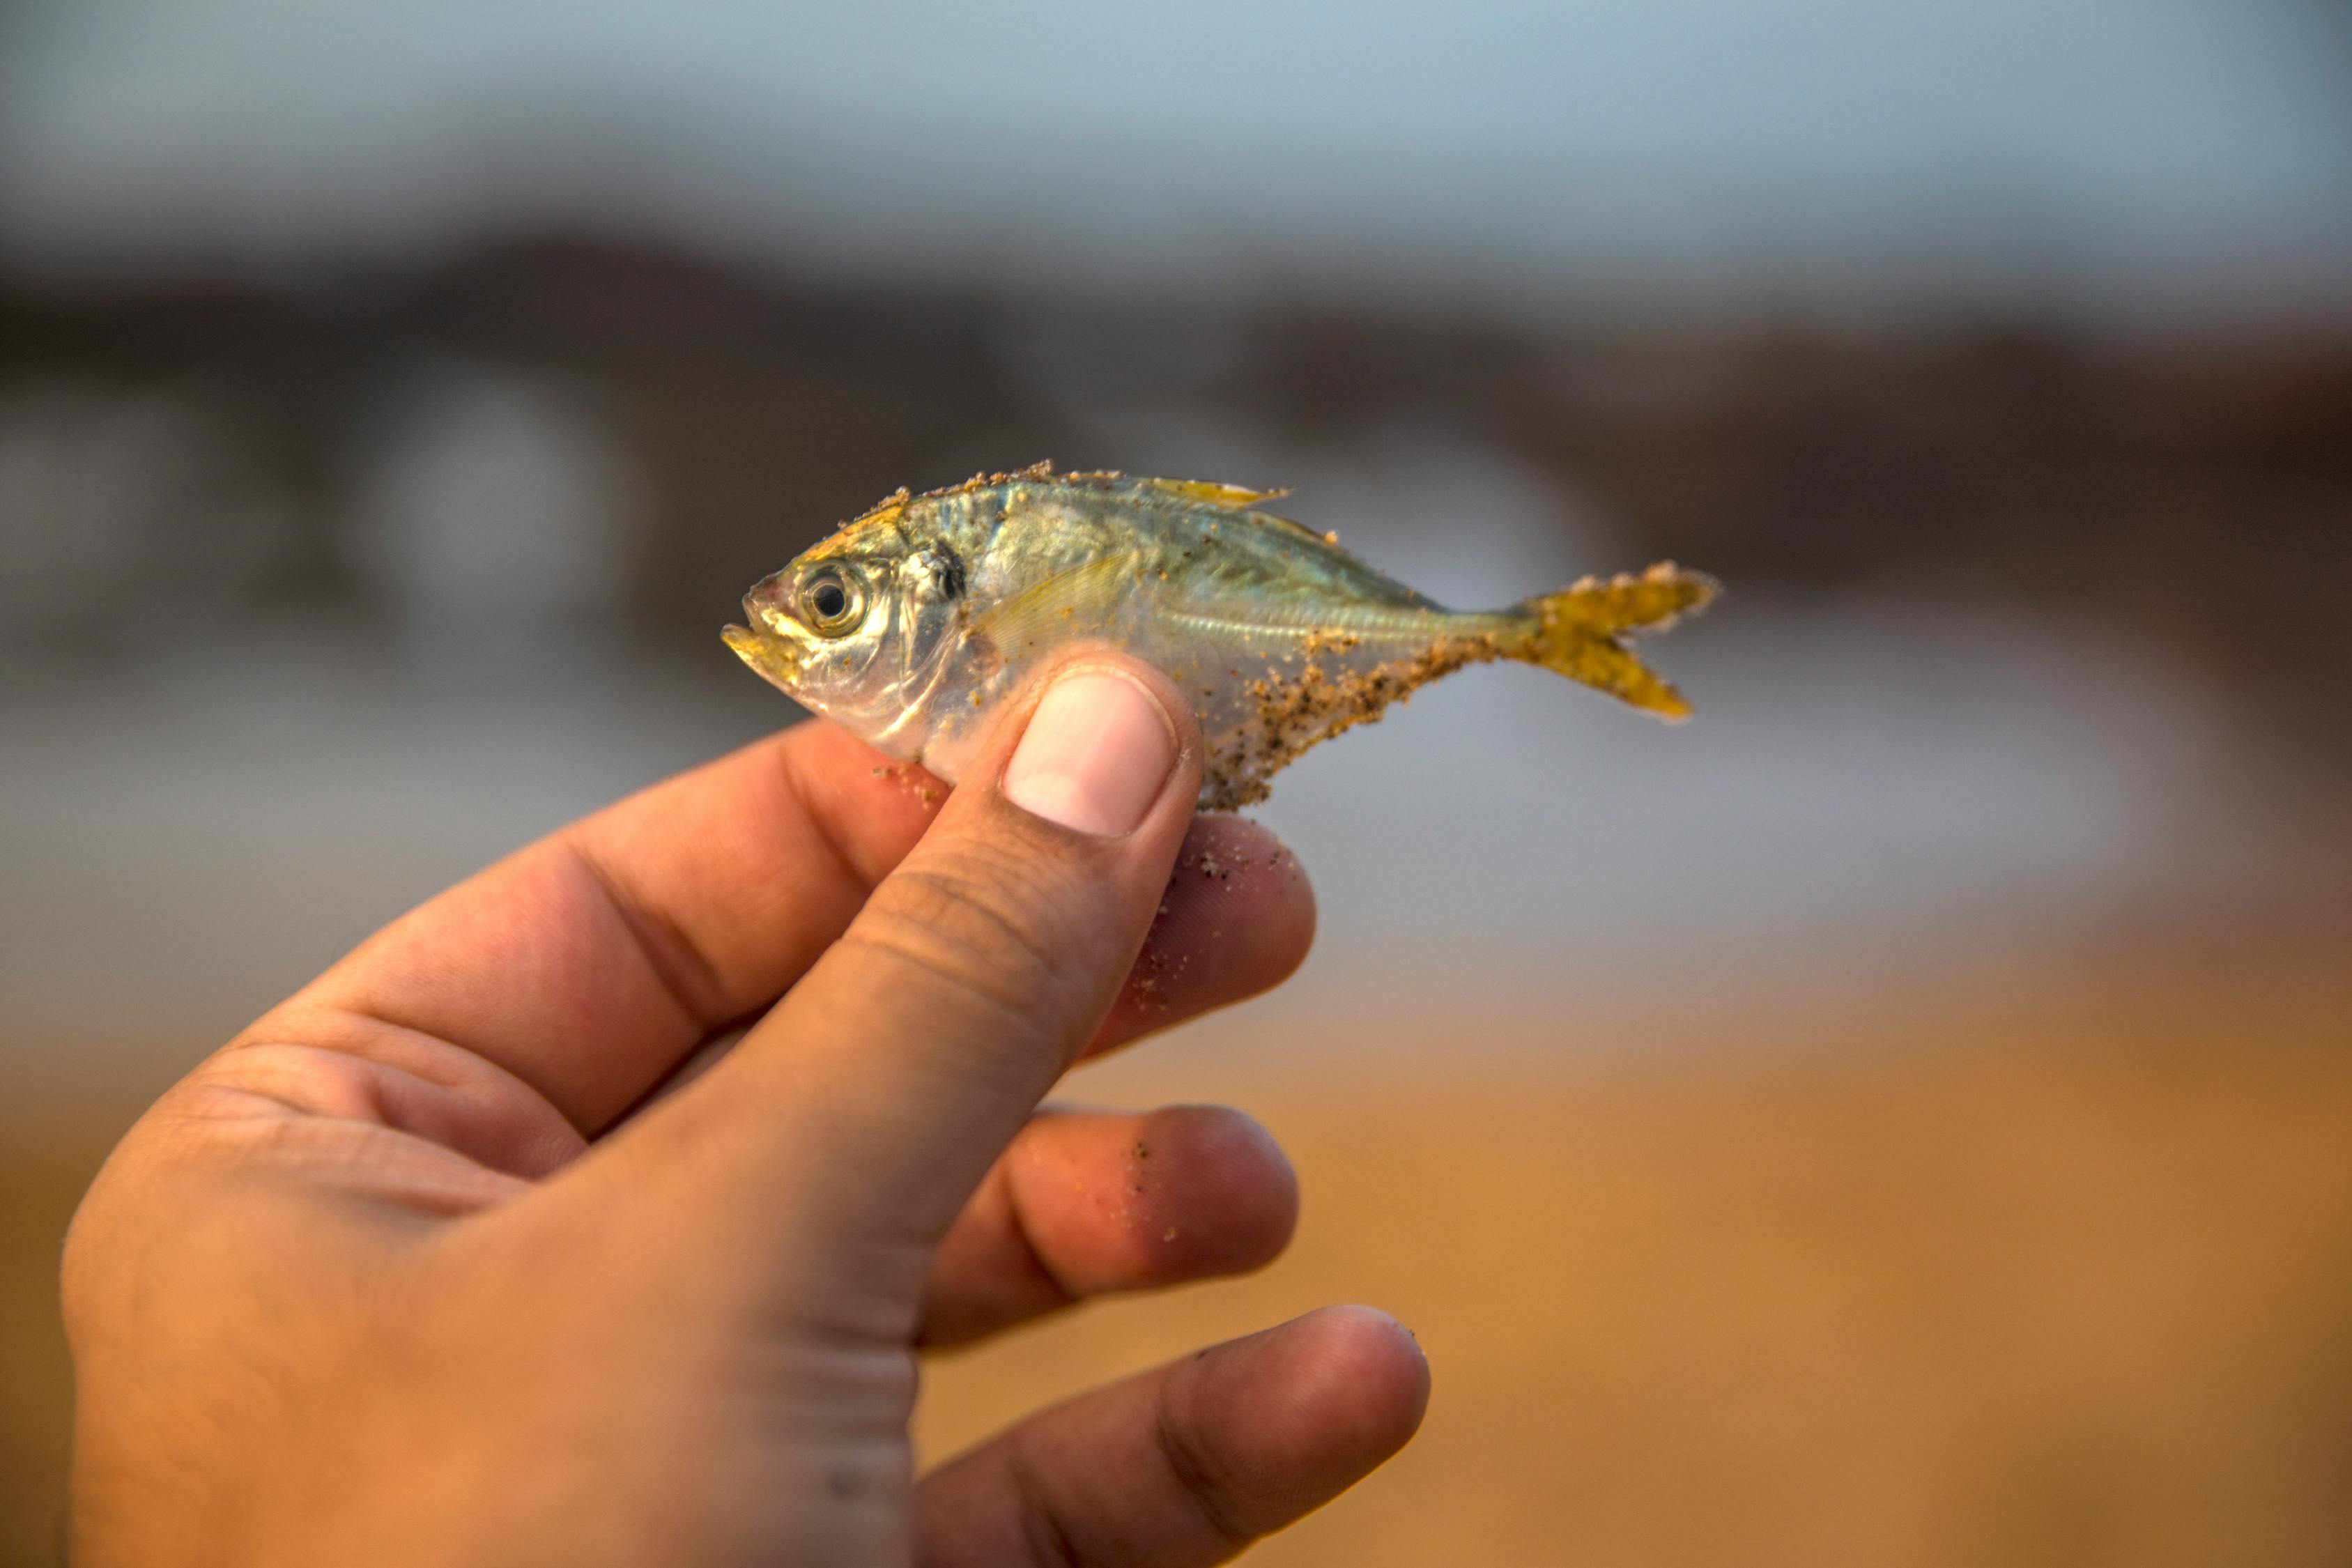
[1139,477,1293,510]
[1513,562,1720,721]
[969,553,1135,654]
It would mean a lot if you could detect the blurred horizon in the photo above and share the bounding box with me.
[8,231,2349,1096]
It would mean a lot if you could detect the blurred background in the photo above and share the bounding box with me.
[4,0,2351,1562]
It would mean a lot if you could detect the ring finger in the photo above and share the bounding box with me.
[918,1104,1299,1348]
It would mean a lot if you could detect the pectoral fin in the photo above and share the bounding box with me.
[968,553,1135,654]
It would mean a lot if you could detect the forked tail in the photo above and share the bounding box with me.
[1511,562,1719,720]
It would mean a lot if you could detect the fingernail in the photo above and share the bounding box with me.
[1004,668,1177,836]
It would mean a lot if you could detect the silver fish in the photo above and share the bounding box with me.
[725,464,1717,809]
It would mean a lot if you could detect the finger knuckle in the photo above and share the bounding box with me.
[1004,1427,1087,1568]
[861,851,1094,1015]
[1155,1380,1257,1553]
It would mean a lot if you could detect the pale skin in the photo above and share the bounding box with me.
[61,652,1429,1567]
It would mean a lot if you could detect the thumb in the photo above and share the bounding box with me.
[603,654,1202,1275]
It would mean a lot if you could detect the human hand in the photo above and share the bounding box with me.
[61,655,1429,1567]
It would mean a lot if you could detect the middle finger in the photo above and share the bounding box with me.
[918,1105,1299,1348]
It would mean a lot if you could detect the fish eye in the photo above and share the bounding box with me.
[799,567,865,636]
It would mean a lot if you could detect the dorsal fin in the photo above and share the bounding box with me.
[1121,476,1337,551]
[1131,477,1293,511]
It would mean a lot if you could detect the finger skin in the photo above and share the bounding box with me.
[287,721,945,1133]
[267,724,1311,1153]
[59,659,1390,1568]
[1093,817,1312,1062]
[915,1306,1431,1568]
[918,1105,1299,1348]
[597,654,1209,1273]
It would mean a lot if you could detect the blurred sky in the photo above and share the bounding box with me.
[4,0,2350,318]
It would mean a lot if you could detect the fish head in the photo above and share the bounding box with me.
[723,519,968,744]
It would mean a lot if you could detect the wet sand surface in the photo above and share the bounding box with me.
[9,951,2350,1567]
[918,964,2352,1567]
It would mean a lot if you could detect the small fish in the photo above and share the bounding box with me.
[725,464,1718,810]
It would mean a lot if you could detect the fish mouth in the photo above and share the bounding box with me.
[722,621,803,689]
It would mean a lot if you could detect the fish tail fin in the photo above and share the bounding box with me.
[1509,562,1720,721]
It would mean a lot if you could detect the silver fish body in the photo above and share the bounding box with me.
[725,466,1715,809]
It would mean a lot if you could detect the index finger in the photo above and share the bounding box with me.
[277,720,943,1133]
[266,720,1315,1141]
